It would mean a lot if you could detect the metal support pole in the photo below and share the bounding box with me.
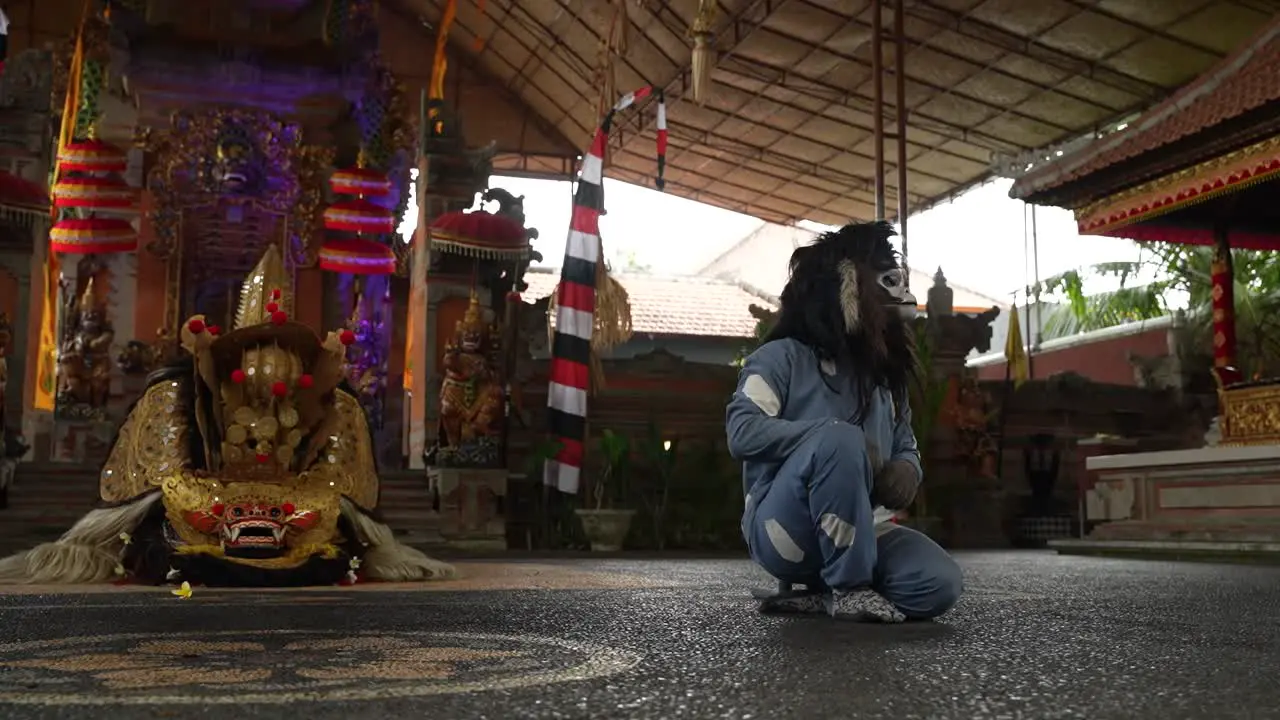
[893,0,908,284]
[1031,204,1042,356]
[872,0,885,221]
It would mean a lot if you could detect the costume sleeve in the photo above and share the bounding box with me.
[100,379,195,503]
[726,341,828,462]
[299,391,380,510]
[891,398,923,482]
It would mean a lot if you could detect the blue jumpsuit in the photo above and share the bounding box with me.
[727,338,962,619]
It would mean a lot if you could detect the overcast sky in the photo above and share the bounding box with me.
[401,172,1149,303]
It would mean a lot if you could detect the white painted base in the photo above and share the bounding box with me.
[1086,444,1280,471]
[1052,538,1280,557]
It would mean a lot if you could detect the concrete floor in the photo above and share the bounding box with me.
[0,551,1277,719]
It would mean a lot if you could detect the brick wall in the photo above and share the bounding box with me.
[981,377,1206,520]
[972,320,1174,386]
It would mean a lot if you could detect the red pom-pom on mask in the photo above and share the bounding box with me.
[256,453,270,464]
[271,381,288,397]
[281,503,296,515]
[208,325,221,336]
[271,311,287,325]
[298,374,314,389]
[339,330,355,346]
[265,302,279,313]
[187,319,206,335]
[271,289,282,300]
[230,369,246,384]
[211,503,226,517]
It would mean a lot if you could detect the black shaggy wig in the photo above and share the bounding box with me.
[765,221,919,424]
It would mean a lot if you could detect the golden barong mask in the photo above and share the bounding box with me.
[220,340,308,477]
[164,475,343,563]
[184,497,320,558]
[178,245,355,478]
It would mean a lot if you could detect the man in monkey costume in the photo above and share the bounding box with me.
[727,221,962,622]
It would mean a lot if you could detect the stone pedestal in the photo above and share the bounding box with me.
[1074,435,1139,537]
[1052,444,1280,560]
[429,467,508,550]
[50,420,115,464]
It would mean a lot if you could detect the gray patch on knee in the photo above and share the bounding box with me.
[764,518,805,563]
[819,513,855,548]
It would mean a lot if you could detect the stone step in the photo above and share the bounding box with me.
[0,462,449,551]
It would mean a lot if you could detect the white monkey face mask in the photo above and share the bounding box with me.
[838,261,918,333]
[879,268,918,320]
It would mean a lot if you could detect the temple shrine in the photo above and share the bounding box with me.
[0,0,544,483]
[1012,16,1280,558]
[0,0,1265,565]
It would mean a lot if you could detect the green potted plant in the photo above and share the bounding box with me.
[574,429,637,552]
[637,423,679,550]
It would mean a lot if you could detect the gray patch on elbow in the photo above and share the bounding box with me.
[741,374,781,417]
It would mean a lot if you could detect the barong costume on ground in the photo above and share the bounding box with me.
[0,245,454,587]
[727,222,962,622]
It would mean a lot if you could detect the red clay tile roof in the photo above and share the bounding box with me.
[522,268,775,339]
[1011,17,1280,200]
[698,221,1002,313]
[0,170,47,213]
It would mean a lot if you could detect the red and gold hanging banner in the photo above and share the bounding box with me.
[1075,135,1280,249]
[1210,249,1236,369]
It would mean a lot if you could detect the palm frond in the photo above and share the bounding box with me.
[1041,284,1166,339]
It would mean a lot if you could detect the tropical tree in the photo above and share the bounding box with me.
[734,304,776,367]
[1037,243,1280,378]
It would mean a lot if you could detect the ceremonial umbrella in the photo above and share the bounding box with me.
[49,216,137,254]
[318,237,396,275]
[323,198,396,235]
[329,166,392,198]
[56,137,127,174]
[51,174,138,209]
[428,210,531,260]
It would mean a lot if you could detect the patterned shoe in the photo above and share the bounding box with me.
[826,589,906,623]
[756,590,829,615]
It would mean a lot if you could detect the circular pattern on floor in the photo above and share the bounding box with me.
[0,630,643,705]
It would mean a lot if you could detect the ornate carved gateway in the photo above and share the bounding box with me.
[143,108,332,331]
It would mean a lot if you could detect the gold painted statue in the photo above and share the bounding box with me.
[0,245,454,586]
[435,293,503,465]
[56,279,115,413]
[345,291,387,428]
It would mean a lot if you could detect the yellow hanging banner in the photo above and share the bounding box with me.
[405,0,456,396]
[33,5,89,412]
[1003,305,1030,389]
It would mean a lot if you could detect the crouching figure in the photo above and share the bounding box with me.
[727,222,962,622]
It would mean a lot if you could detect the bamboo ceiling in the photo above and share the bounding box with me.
[392,0,1278,224]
